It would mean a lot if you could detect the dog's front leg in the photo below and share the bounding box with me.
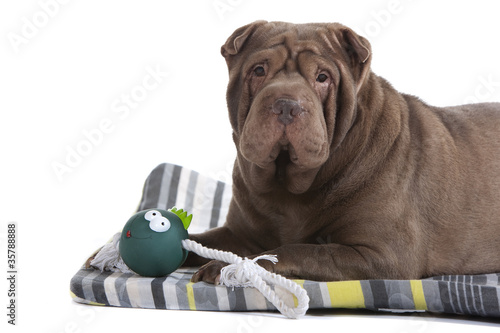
[261,243,418,281]
[191,242,418,283]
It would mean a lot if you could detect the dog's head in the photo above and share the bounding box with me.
[222,21,372,194]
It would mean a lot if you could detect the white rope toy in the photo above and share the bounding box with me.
[181,239,310,319]
[91,234,310,319]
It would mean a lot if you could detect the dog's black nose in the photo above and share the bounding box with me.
[272,99,303,125]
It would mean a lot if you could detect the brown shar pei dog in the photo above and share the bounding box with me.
[186,21,500,283]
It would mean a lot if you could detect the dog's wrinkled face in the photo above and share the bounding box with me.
[222,21,371,194]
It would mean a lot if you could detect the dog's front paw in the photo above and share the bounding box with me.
[191,260,228,284]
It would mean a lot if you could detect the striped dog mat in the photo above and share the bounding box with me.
[70,163,500,317]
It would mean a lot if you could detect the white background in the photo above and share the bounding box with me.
[1,0,500,332]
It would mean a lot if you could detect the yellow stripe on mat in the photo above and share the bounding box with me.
[410,280,428,310]
[186,282,196,310]
[292,280,306,307]
[326,281,365,308]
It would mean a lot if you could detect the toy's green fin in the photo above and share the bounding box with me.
[169,207,192,230]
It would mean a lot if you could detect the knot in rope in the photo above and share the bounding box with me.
[220,255,278,288]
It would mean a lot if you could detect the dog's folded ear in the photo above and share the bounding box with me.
[341,28,371,63]
[327,26,373,150]
[221,20,267,58]
[337,27,372,92]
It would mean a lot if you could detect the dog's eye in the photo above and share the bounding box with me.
[316,73,328,83]
[253,66,266,77]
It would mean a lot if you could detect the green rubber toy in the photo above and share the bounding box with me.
[119,207,192,277]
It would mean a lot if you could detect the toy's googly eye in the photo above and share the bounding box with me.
[145,210,161,221]
[149,217,171,233]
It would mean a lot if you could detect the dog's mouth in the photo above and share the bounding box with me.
[242,133,328,194]
[275,149,291,182]
[272,142,299,183]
